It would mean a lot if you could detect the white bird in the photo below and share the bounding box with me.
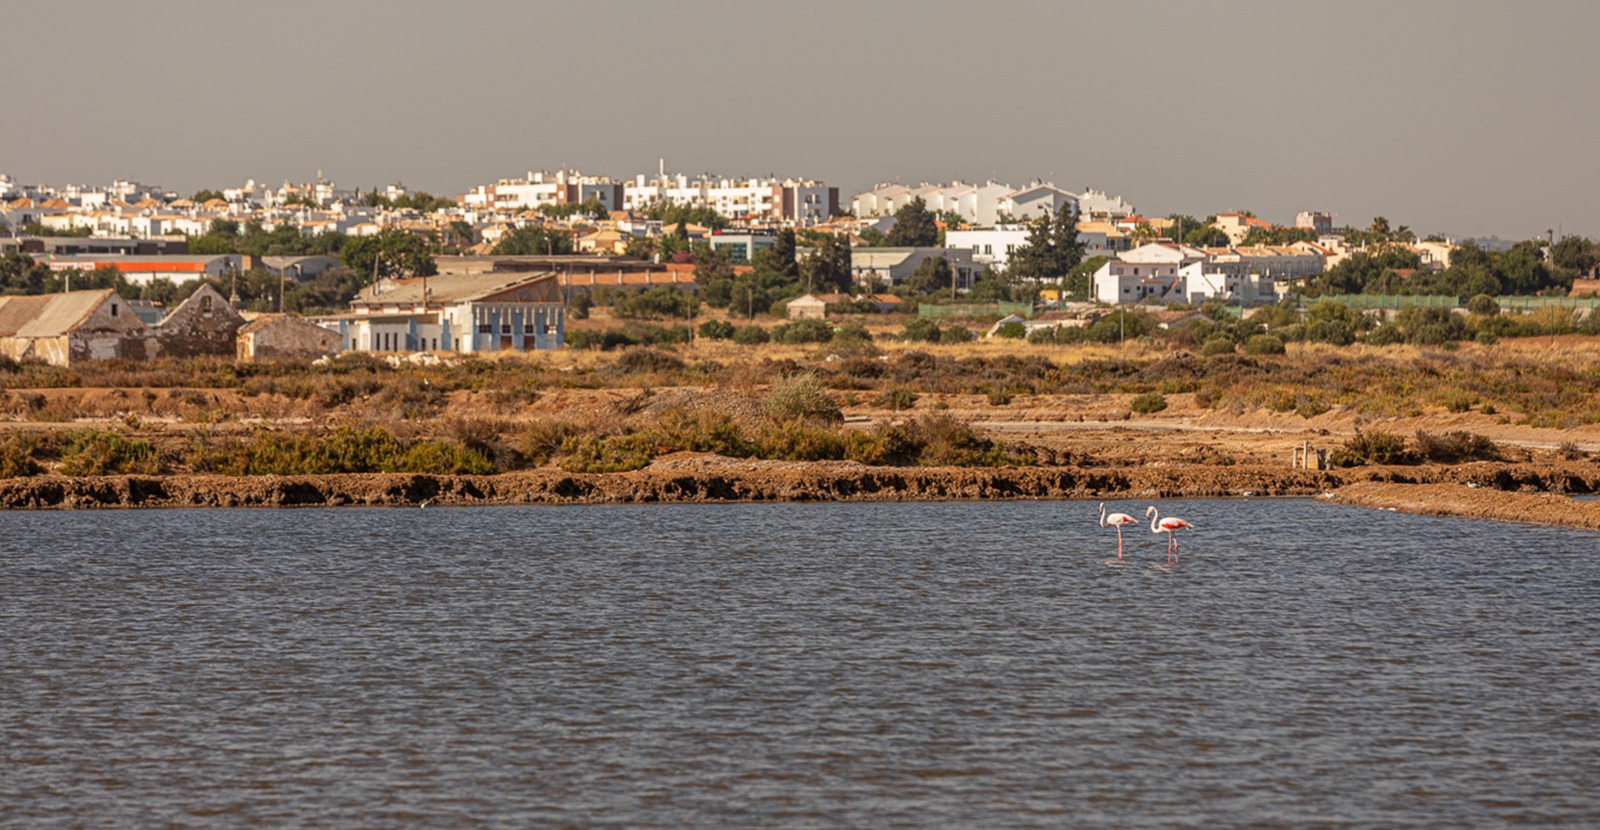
[1146,506,1195,568]
[420,500,430,509]
[1099,502,1139,561]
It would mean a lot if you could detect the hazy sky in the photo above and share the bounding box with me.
[6,0,1598,239]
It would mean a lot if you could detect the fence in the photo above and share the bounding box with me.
[918,301,1035,319]
[1306,294,1600,312]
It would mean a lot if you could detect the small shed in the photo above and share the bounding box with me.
[787,293,828,320]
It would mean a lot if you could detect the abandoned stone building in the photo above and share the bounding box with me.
[237,314,343,362]
[0,283,243,367]
[0,289,158,366]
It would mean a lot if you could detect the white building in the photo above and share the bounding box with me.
[850,248,978,291]
[998,182,1078,222]
[1077,187,1137,221]
[328,271,567,353]
[1092,260,1184,304]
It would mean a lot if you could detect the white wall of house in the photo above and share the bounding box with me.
[1093,261,1182,304]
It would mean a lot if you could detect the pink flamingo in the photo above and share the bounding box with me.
[1098,502,1138,561]
[1146,505,1194,567]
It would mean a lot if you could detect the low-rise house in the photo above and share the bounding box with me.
[237,314,343,362]
[1092,260,1184,304]
[0,289,157,366]
[850,248,978,291]
[258,256,341,281]
[786,294,828,320]
[1211,212,1273,245]
[321,271,566,353]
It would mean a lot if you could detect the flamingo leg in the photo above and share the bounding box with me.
[1116,527,1124,560]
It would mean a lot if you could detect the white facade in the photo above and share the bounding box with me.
[1118,242,1208,266]
[1178,262,1277,304]
[945,227,1031,268]
[999,183,1078,222]
[1093,260,1183,304]
[1077,188,1136,221]
[850,248,978,291]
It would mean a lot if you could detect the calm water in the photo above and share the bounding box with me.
[2,500,1597,828]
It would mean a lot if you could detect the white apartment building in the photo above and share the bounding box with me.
[1077,188,1136,221]
[461,170,623,213]
[946,225,1113,271]
[1093,260,1184,304]
[853,180,1103,226]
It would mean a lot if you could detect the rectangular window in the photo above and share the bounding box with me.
[110,303,118,317]
[478,324,491,334]
[523,321,535,333]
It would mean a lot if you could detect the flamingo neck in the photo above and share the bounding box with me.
[1149,508,1161,532]
[1098,503,1107,527]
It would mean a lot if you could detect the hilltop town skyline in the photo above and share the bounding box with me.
[7,1,1599,240]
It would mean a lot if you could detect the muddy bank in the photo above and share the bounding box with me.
[1331,482,1600,531]
[1,454,1597,510]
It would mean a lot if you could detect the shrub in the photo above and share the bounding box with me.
[1331,429,1409,467]
[899,318,942,343]
[1362,325,1405,346]
[1467,294,1499,316]
[1130,392,1168,414]
[558,433,655,473]
[765,373,842,422]
[751,420,846,461]
[653,408,754,457]
[0,434,42,477]
[615,348,686,375]
[1200,336,1235,356]
[994,321,1026,339]
[1245,334,1286,355]
[942,325,975,344]
[876,388,919,411]
[832,322,871,344]
[779,319,835,344]
[398,440,494,475]
[732,325,770,345]
[1414,430,1498,463]
[514,419,580,467]
[697,319,736,340]
[60,429,161,476]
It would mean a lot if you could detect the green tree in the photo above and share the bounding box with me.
[1050,204,1085,275]
[800,234,853,293]
[191,189,226,204]
[772,228,799,280]
[1550,235,1597,276]
[1008,210,1057,283]
[491,225,574,256]
[1183,226,1230,248]
[887,197,938,247]
[694,247,737,308]
[341,229,437,281]
[902,255,954,296]
[0,252,49,294]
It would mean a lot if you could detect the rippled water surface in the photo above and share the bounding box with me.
[3,500,1599,827]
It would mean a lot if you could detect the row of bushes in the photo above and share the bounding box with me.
[548,408,1031,473]
[1330,429,1503,467]
[0,426,494,478]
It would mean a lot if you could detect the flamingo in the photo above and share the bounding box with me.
[1146,505,1194,567]
[1098,502,1138,561]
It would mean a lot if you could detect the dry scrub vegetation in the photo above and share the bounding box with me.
[0,334,1597,479]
